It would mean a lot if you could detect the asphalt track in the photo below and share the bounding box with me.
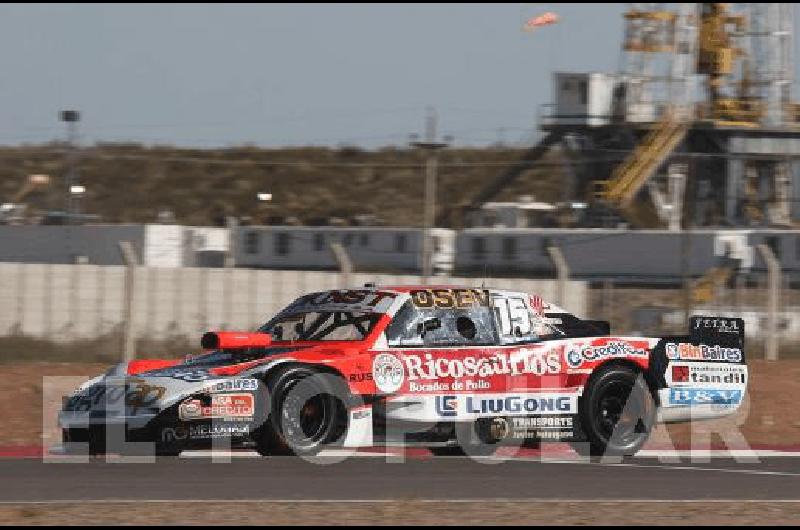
[1,451,800,503]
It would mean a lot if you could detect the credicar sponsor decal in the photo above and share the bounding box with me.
[665,343,743,363]
[668,388,743,407]
[409,288,490,309]
[372,353,405,393]
[64,378,166,414]
[565,341,648,368]
[433,393,577,418]
[669,363,747,387]
[403,349,561,392]
[178,393,255,421]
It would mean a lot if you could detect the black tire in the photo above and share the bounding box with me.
[62,428,178,456]
[575,363,655,457]
[429,444,499,457]
[430,446,468,457]
[61,428,102,456]
[77,428,109,456]
[255,366,347,457]
[429,420,503,457]
[153,443,183,457]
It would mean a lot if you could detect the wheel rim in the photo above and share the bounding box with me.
[593,380,646,448]
[280,381,332,449]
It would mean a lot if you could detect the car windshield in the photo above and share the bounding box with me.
[260,311,380,342]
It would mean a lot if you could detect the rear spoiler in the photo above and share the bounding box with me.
[689,316,745,349]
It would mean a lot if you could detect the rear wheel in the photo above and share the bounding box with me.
[255,366,347,457]
[573,364,655,457]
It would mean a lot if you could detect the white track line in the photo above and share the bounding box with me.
[637,449,800,458]
[2,499,800,506]
[505,456,800,477]
[175,449,800,459]
[179,449,393,458]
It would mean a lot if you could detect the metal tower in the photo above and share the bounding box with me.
[464,3,800,230]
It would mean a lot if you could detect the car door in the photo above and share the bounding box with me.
[379,290,562,397]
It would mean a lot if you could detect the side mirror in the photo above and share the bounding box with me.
[417,318,441,338]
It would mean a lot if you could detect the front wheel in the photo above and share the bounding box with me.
[255,366,347,457]
[575,364,655,457]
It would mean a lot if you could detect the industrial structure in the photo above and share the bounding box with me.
[462,3,800,230]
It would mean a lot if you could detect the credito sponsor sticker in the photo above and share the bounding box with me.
[566,341,648,368]
[178,393,254,421]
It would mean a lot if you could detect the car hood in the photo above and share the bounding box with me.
[63,343,364,415]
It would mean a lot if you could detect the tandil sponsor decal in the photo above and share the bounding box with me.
[669,363,747,387]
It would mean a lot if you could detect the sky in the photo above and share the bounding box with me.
[0,4,628,148]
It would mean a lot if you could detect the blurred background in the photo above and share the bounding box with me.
[0,3,798,363]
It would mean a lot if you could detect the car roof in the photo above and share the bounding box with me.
[378,285,533,298]
[381,285,476,293]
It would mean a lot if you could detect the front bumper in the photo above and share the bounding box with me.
[59,410,158,430]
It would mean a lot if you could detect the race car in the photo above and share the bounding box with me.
[59,285,748,457]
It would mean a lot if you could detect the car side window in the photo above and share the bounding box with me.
[386,301,497,347]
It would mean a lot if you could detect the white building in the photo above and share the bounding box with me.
[467,196,558,228]
[234,226,455,274]
[0,224,229,267]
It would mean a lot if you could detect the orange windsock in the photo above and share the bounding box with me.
[523,11,559,32]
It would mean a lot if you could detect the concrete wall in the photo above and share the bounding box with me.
[0,263,587,342]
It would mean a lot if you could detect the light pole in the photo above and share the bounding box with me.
[59,110,80,224]
[410,107,449,282]
[70,185,86,216]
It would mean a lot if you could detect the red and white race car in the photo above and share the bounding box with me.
[60,285,747,457]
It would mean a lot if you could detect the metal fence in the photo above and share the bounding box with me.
[0,262,588,344]
[0,259,790,361]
